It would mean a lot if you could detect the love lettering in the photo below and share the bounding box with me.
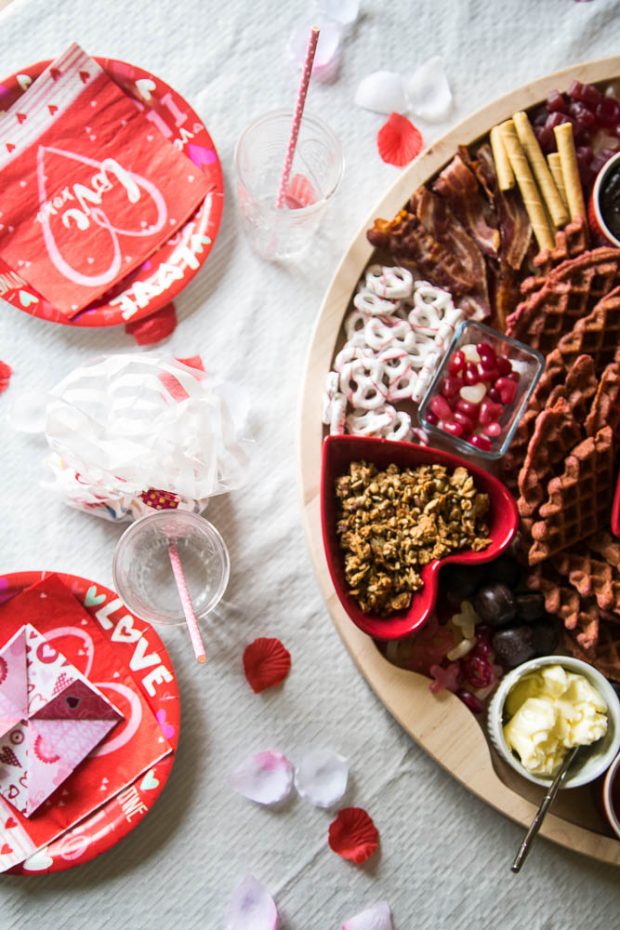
[93,596,173,697]
[36,158,140,230]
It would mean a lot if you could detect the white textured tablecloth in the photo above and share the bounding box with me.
[1,0,620,926]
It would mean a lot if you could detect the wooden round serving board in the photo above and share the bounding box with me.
[299,56,620,865]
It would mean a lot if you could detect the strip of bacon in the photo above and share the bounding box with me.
[433,152,500,258]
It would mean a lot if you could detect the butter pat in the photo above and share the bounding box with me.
[503,664,608,777]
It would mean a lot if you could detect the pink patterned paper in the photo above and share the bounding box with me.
[0,625,122,817]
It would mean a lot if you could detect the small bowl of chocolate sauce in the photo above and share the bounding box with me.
[590,152,620,246]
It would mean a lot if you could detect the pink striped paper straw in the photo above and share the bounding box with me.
[275,25,320,209]
[168,542,207,664]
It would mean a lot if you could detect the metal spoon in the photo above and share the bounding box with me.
[511,746,581,873]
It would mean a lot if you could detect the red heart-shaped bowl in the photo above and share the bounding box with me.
[320,435,519,640]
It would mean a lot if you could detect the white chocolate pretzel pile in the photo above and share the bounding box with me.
[322,265,464,441]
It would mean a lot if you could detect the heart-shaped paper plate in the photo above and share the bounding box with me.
[0,58,223,327]
[0,571,179,874]
[321,435,519,640]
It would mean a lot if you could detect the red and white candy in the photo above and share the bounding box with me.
[424,340,520,451]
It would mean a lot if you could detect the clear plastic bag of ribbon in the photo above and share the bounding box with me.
[40,354,251,521]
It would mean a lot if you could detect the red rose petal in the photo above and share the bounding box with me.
[328,807,379,864]
[0,361,12,393]
[377,113,423,167]
[125,302,177,346]
[243,637,291,693]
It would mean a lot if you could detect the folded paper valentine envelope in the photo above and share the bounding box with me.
[0,624,123,817]
[0,43,210,317]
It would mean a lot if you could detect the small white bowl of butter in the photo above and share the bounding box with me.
[488,656,620,788]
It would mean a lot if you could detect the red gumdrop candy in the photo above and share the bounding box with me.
[546,90,566,113]
[507,371,520,383]
[425,409,439,426]
[463,363,481,386]
[469,434,492,452]
[496,377,517,405]
[429,662,461,694]
[596,97,620,128]
[496,356,512,377]
[457,689,484,715]
[429,394,452,420]
[461,649,495,690]
[440,375,461,399]
[453,411,476,434]
[483,421,502,438]
[488,386,500,402]
[448,350,466,375]
[443,419,463,437]
[479,399,503,425]
[455,398,480,421]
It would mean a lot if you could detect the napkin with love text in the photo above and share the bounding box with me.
[0,43,209,317]
[0,576,172,873]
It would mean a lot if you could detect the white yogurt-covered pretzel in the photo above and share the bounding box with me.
[321,371,340,424]
[411,351,440,403]
[353,287,397,317]
[387,371,417,403]
[339,358,387,410]
[346,405,395,437]
[383,410,413,442]
[329,392,347,434]
[344,310,369,342]
[334,342,374,372]
[365,264,414,300]
[377,347,411,384]
[364,316,417,353]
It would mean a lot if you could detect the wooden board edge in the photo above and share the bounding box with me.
[297,56,620,866]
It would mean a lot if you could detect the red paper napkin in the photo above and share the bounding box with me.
[0,575,172,872]
[0,43,209,318]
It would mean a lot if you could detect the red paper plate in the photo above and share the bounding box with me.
[0,58,224,327]
[0,570,180,874]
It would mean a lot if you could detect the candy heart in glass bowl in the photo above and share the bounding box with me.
[320,434,519,640]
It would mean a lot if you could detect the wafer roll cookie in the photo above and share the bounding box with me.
[513,110,569,228]
[547,153,569,210]
[554,122,586,221]
[490,126,514,191]
[500,119,555,250]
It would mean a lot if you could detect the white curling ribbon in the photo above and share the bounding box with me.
[43,355,251,521]
[37,148,167,287]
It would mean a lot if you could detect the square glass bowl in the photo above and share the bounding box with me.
[418,321,545,460]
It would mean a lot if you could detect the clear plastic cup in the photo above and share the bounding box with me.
[234,108,344,260]
[112,511,230,626]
